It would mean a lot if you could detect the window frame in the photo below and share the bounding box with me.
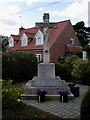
[35,54,42,62]
[35,30,43,45]
[9,36,14,47]
[70,37,75,45]
[20,33,28,46]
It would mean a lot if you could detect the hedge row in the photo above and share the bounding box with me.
[55,63,72,82]
[80,88,90,120]
[2,52,90,85]
[56,56,90,85]
[2,52,37,83]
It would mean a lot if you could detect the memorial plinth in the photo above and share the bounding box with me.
[23,63,71,96]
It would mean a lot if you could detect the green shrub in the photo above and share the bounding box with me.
[2,52,37,83]
[71,59,90,85]
[2,80,24,109]
[56,56,81,82]
[80,88,90,120]
[55,63,72,81]
[65,55,80,65]
[85,45,90,59]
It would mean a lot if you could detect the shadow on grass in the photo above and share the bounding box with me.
[2,104,79,120]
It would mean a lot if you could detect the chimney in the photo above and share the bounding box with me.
[19,26,25,34]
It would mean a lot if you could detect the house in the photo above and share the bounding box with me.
[6,20,82,62]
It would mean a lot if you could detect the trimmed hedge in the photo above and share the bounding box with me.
[80,88,90,120]
[55,63,72,81]
[2,52,90,85]
[2,52,37,83]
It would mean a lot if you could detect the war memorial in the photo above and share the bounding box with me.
[22,13,73,101]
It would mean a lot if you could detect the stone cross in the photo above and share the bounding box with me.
[35,13,57,63]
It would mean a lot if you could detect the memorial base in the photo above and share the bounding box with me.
[22,63,72,100]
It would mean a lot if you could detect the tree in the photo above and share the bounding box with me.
[85,45,90,59]
[2,36,9,52]
[73,21,89,48]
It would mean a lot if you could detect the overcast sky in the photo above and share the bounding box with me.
[0,0,89,36]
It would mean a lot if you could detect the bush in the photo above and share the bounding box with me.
[2,52,37,83]
[85,45,90,59]
[71,59,90,85]
[65,55,80,65]
[2,80,24,109]
[80,88,90,120]
[55,63,72,81]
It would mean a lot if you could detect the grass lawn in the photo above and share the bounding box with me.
[2,103,78,120]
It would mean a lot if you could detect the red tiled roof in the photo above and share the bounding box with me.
[49,20,70,47]
[66,44,82,53]
[7,20,81,52]
[11,34,20,41]
[25,32,35,38]
[18,27,39,36]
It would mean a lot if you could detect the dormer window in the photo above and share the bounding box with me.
[70,38,75,45]
[20,33,28,46]
[9,36,14,47]
[35,30,43,45]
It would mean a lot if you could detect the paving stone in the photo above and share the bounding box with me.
[23,84,88,119]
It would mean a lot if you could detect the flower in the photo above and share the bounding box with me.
[10,89,12,91]
[6,89,8,92]
[0,79,3,82]
[17,99,22,103]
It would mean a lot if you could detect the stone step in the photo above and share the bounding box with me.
[21,93,74,101]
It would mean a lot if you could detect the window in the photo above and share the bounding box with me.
[83,51,87,61]
[20,33,28,46]
[36,36,43,45]
[9,36,14,47]
[35,54,42,62]
[70,38,75,45]
[35,30,43,45]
